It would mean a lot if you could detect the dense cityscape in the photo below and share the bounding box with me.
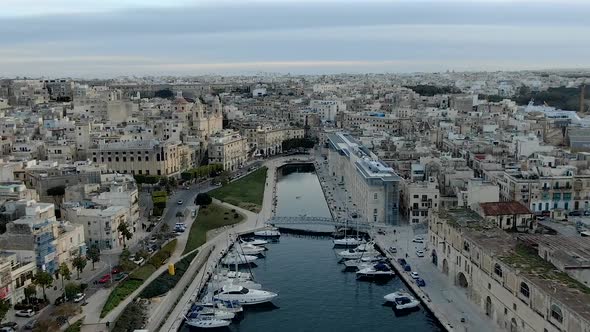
[2,0,590,332]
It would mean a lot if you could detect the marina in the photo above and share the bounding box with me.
[179,163,442,331]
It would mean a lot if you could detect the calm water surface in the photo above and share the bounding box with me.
[185,165,442,332]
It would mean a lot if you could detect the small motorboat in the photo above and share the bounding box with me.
[212,275,262,290]
[195,300,243,314]
[185,315,231,329]
[333,237,365,246]
[343,255,384,269]
[188,304,235,320]
[241,238,268,246]
[356,262,395,279]
[237,243,266,256]
[221,253,258,265]
[384,291,420,310]
[213,285,278,305]
[254,227,281,238]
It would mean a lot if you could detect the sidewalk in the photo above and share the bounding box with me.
[373,226,499,332]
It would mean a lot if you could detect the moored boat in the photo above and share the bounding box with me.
[384,291,421,310]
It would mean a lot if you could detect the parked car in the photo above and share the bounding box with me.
[24,319,36,330]
[111,266,122,274]
[569,211,582,216]
[416,250,425,257]
[585,211,590,216]
[388,246,397,254]
[0,322,17,330]
[412,237,424,243]
[73,293,85,303]
[404,264,412,272]
[98,274,111,284]
[114,273,128,281]
[410,272,420,279]
[0,327,15,332]
[416,277,426,287]
[133,257,145,266]
[54,296,66,305]
[15,309,35,317]
[397,258,407,266]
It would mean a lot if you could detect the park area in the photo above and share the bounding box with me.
[209,167,267,212]
[183,202,244,254]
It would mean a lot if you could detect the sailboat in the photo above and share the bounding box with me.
[333,213,364,247]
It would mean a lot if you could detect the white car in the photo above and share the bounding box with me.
[133,257,145,265]
[73,293,86,303]
[416,250,425,257]
[410,272,420,279]
[15,309,35,317]
[412,237,425,243]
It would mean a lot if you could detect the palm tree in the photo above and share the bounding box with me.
[117,222,133,247]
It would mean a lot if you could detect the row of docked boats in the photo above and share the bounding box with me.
[336,241,421,312]
[185,234,280,329]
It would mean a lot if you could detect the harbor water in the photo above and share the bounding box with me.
[185,164,442,332]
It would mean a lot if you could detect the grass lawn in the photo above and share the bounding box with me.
[183,203,244,254]
[129,264,157,280]
[209,167,267,212]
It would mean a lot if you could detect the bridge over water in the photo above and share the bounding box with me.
[268,216,373,230]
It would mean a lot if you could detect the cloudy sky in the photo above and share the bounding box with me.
[1,0,590,77]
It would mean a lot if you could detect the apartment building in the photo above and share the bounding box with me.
[62,204,129,250]
[327,132,400,224]
[242,126,305,157]
[88,139,190,177]
[309,100,346,122]
[401,178,440,224]
[429,209,590,332]
[208,130,248,171]
[0,201,59,272]
[0,252,36,305]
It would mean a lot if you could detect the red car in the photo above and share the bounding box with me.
[111,267,122,274]
[98,274,111,284]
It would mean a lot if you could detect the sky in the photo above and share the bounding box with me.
[1,0,590,78]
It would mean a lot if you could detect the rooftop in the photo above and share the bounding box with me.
[479,201,531,216]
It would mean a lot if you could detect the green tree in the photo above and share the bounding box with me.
[117,222,133,247]
[58,263,71,288]
[24,285,37,304]
[33,271,54,299]
[72,256,87,279]
[0,299,10,322]
[195,193,212,206]
[64,283,81,299]
[168,177,177,188]
[160,223,169,234]
[87,244,101,270]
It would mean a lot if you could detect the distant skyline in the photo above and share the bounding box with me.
[1,0,590,77]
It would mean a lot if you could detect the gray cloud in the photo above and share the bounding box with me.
[1,1,589,77]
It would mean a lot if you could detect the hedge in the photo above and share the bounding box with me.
[147,240,177,267]
[140,252,197,298]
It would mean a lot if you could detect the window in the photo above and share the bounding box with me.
[138,156,142,161]
[520,282,530,298]
[413,195,419,198]
[108,157,112,162]
[550,304,563,323]
[373,209,378,214]
[494,263,503,277]
[513,303,517,311]
[374,193,378,200]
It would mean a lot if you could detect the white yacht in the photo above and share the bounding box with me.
[384,291,420,310]
[333,237,365,246]
[237,243,266,255]
[213,285,278,305]
[356,262,395,279]
[211,275,262,290]
[343,255,383,269]
[254,226,281,237]
[185,316,231,329]
[241,238,268,246]
[338,242,378,259]
[188,304,235,320]
[195,300,243,314]
[221,253,258,265]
